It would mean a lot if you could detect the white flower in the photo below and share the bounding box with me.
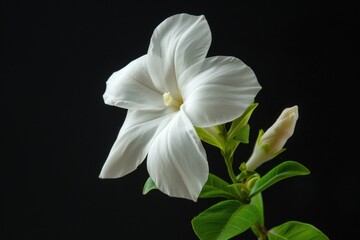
[99,13,261,201]
[246,105,299,171]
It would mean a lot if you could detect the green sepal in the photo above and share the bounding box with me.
[236,168,258,182]
[199,173,239,200]
[255,129,265,144]
[192,200,260,240]
[262,142,287,158]
[142,177,157,195]
[267,221,329,240]
[249,161,310,198]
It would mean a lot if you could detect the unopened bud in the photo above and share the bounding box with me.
[246,105,299,171]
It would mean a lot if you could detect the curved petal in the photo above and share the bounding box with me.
[99,108,173,178]
[147,13,211,96]
[147,110,209,201]
[180,56,261,127]
[103,55,164,110]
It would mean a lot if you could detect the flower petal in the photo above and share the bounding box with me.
[147,13,211,95]
[147,110,208,201]
[103,55,164,110]
[99,108,173,178]
[180,56,261,127]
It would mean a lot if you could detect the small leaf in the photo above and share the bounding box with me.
[142,177,157,195]
[192,200,260,240]
[232,124,250,143]
[268,221,329,240]
[225,124,250,160]
[249,161,310,198]
[199,174,239,199]
[195,126,225,150]
[227,102,258,142]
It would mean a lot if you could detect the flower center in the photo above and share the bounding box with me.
[163,92,182,109]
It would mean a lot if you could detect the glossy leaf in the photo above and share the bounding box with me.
[192,200,260,240]
[232,124,250,143]
[199,173,239,199]
[227,102,258,142]
[249,161,310,198]
[251,192,264,225]
[268,221,329,240]
[225,124,250,160]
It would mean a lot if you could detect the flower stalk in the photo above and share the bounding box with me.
[224,152,238,184]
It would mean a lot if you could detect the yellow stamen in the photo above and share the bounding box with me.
[163,92,181,108]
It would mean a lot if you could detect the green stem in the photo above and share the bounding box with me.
[224,153,237,183]
[256,225,268,240]
[251,224,268,240]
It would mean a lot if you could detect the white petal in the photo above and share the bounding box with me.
[99,108,173,178]
[147,13,211,95]
[147,110,208,201]
[180,56,261,127]
[103,55,164,110]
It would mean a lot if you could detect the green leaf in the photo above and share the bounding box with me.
[195,126,225,150]
[142,177,157,195]
[225,124,250,160]
[251,192,264,226]
[232,124,250,143]
[249,192,264,238]
[268,221,329,240]
[227,102,258,142]
[192,200,260,240]
[249,161,310,198]
[199,174,239,199]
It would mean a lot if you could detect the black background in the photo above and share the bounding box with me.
[2,1,358,239]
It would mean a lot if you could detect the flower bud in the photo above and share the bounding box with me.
[246,105,299,171]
